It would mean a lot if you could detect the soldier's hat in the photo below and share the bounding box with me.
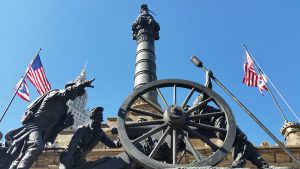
[65,82,76,89]
[90,107,104,123]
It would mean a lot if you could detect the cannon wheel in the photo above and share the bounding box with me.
[118,79,236,168]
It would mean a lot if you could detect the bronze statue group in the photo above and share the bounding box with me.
[0,79,120,169]
[0,76,270,169]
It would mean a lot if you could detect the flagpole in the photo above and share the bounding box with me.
[243,45,288,122]
[0,48,42,123]
[191,56,300,165]
[244,46,300,122]
[268,79,300,122]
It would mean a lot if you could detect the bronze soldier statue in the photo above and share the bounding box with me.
[3,78,95,169]
[194,70,269,168]
[59,107,121,169]
[0,139,12,169]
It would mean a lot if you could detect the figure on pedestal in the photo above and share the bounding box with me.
[59,107,121,169]
[2,78,95,169]
[193,71,269,168]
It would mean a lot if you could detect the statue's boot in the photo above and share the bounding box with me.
[231,149,246,168]
[231,159,246,168]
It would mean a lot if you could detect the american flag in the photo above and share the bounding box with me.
[26,54,51,94]
[16,78,30,102]
[242,50,268,94]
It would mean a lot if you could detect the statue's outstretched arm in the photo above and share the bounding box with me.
[99,130,118,148]
[62,78,95,100]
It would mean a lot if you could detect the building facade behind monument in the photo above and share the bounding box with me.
[66,67,91,130]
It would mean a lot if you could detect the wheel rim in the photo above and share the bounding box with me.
[118,79,236,169]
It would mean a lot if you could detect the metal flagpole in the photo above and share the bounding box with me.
[243,45,288,122]
[244,46,300,123]
[0,48,42,123]
[267,79,300,122]
[191,56,300,165]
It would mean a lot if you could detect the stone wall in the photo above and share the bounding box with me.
[217,146,300,169]
[30,146,300,169]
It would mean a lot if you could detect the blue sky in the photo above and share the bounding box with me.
[0,1,299,146]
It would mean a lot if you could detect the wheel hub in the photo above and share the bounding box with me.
[163,105,186,126]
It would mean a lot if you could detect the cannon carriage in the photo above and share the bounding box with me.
[116,79,237,169]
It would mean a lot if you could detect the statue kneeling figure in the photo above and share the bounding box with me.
[59,107,121,169]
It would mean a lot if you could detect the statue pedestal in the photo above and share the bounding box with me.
[166,167,292,169]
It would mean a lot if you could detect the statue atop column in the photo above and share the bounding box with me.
[132,4,160,41]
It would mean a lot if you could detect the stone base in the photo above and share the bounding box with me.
[166,167,293,169]
[30,146,300,169]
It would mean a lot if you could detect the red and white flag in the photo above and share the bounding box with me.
[242,50,268,94]
[16,78,30,102]
[26,54,51,95]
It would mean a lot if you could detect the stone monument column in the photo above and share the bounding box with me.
[130,4,160,121]
[280,121,300,146]
[132,4,160,102]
